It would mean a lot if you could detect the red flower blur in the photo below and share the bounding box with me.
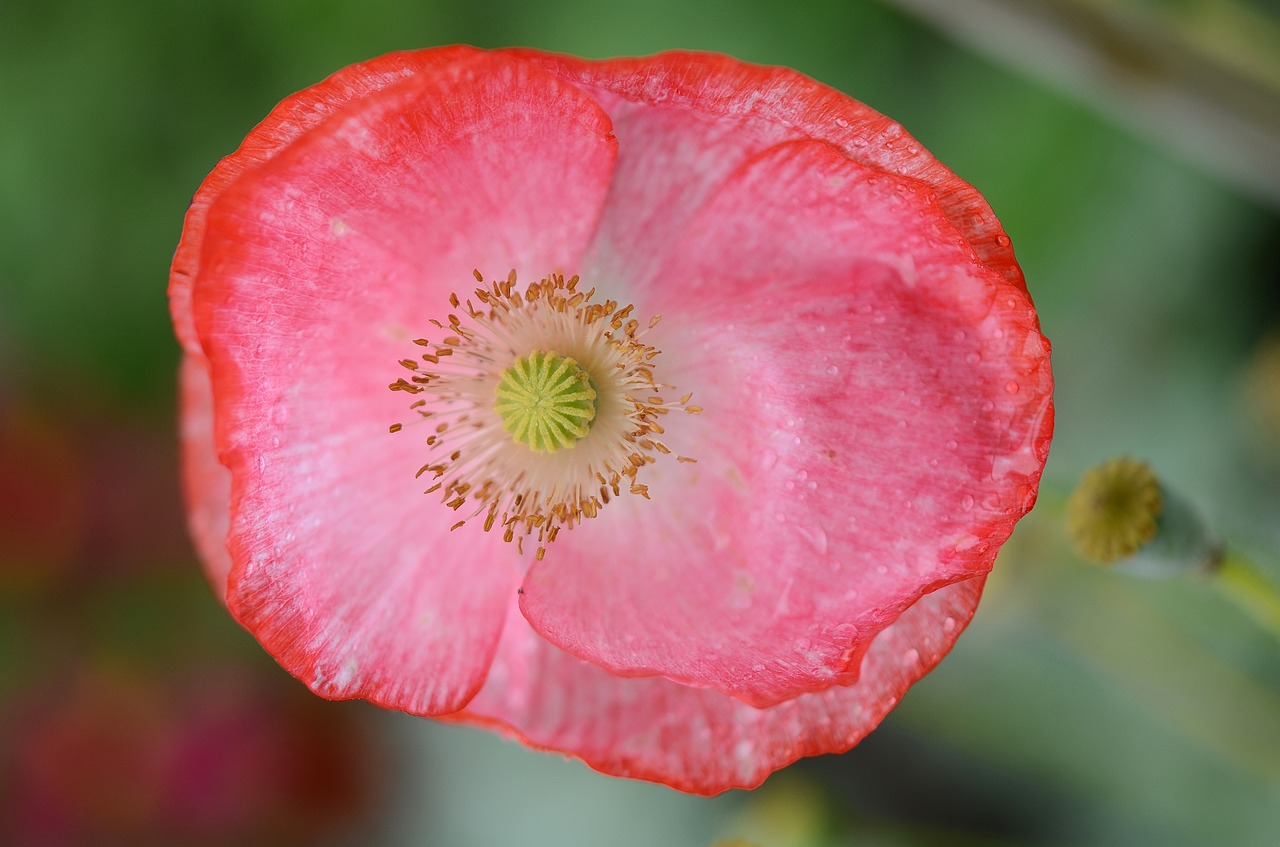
[1,666,373,846]
[170,47,1053,793]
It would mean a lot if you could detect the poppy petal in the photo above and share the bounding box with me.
[189,53,618,714]
[170,46,487,358]
[514,49,1027,294]
[171,46,488,592]
[178,355,232,593]
[518,138,1050,706]
[459,573,984,794]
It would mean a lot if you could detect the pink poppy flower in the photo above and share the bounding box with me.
[170,47,1053,794]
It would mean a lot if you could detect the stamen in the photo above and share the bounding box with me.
[390,271,695,556]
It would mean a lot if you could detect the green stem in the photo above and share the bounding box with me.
[1212,549,1280,640]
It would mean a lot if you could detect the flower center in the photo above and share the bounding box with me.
[389,270,699,560]
[495,351,597,453]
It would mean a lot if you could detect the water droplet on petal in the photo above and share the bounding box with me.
[835,117,850,128]
[903,648,920,664]
[826,365,839,377]
[994,234,1011,247]
[1005,380,1020,394]
[961,495,974,511]
[943,617,957,632]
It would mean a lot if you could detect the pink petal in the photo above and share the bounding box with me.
[188,53,618,714]
[455,573,985,794]
[514,49,1027,294]
[170,46,487,358]
[170,47,487,593]
[178,355,232,594]
[519,139,1051,705]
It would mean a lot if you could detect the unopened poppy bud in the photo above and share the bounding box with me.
[1067,457,1220,575]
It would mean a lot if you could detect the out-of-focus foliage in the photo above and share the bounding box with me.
[1,1,1277,845]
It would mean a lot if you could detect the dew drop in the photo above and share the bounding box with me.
[981,400,995,412]
[271,405,290,426]
[961,494,974,511]
[831,623,857,645]
[928,458,939,468]
[1005,380,1020,394]
[752,663,765,672]
[903,648,920,664]
[964,352,980,364]
[826,365,839,377]
[270,436,281,448]
[945,439,958,450]
[943,616,957,632]
[835,117,850,128]
[994,234,1011,247]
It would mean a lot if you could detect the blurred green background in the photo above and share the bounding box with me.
[3,1,1279,845]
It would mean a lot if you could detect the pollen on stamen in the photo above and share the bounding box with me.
[389,270,696,556]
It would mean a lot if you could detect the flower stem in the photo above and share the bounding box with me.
[1212,549,1280,640]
